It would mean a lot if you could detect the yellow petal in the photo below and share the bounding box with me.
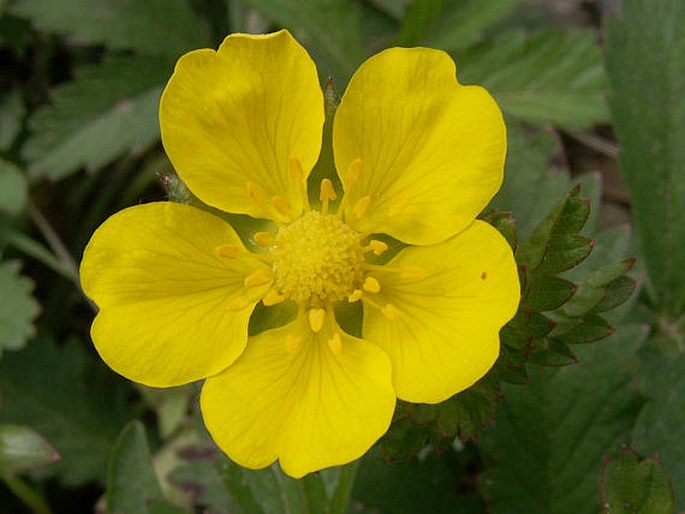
[80,202,271,387]
[200,312,395,478]
[363,221,519,403]
[333,48,506,245]
[160,30,324,221]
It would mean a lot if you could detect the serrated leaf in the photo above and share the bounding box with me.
[0,160,27,216]
[458,29,609,128]
[480,325,645,513]
[0,89,25,151]
[23,55,171,180]
[563,259,636,317]
[9,0,208,56]
[599,447,674,514]
[0,260,39,357]
[107,421,162,514]
[633,344,685,511]
[243,0,364,84]
[380,418,428,461]
[0,337,136,485]
[525,275,576,312]
[526,338,576,367]
[605,0,685,315]
[553,314,613,345]
[0,424,59,472]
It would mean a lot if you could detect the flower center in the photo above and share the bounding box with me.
[271,210,364,305]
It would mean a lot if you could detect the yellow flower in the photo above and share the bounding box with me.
[80,30,519,478]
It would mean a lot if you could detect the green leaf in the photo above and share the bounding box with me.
[9,0,208,56]
[480,325,645,513]
[0,337,136,485]
[107,421,162,514]
[0,424,59,472]
[605,0,685,315]
[458,29,609,128]
[0,89,25,151]
[242,0,364,84]
[0,261,39,358]
[633,343,685,511]
[147,500,187,514]
[525,275,576,312]
[23,55,171,181]
[599,447,674,514]
[0,160,27,216]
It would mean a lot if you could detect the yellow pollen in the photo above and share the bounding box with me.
[286,334,303,353]
[381,303,401,319]
[348,289,363,303]
[320,179,337,202]
[262,288,286,306]
[272,196,292,217]
[253,231,272,247]
[353,196,372,219]
[215,244,239,259]
[346,159,364,184]
[363,276,381,294]
[271,210,364,304]
[308,308,326,333]
[288,157,304,180]
[227,297,250,312]
[328,333,342,355]
[247,182,265,204]
[244,269,273,288]
[367,240,388,256]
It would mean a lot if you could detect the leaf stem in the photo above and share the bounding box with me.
[0,473,54,514]
[328,461,359,514]
[5,230,78,284]
[27,201,80,281]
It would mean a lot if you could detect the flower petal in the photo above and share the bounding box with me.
[80,202,271,387]
[363,220,519,403]
[201,312,395,478]
[333,48,506,245]
[160,30,324,221]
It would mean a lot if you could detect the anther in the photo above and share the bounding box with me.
[387,198,410,219]
[308,308,326,333]
[381,303,401,319]
[353,196,372,219]
[399,265,426,281]
[346,159,364,184]
[363,276,381,294]
[272,196,292,217]
[367,240,388,256]
[262,288,286,306]
[320,179,337,202]
[244,269,273,288]
[215,244,239,259]
[253,231,272,247]
[328,333,342,355]
[286,334,303,354]
[288,157,304,180]
[348,289,363,303]
[227,297,250,312]
[247,182,265,204]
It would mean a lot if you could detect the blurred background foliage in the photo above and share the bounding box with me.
[0,0,683,512]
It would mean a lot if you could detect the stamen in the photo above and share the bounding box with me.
[272,196,292,217]
[215,244,239,259]
[353,196,372,219]
[320,179,337,216]
[366,240,388,256]
[286,334,303,354]
[253,231,272,247]
[227,297,250,312]
[363,276,381,294]
[262,288,286,306]
[348,289,363,303]
[381,303,401,319]
[244,269,273,288]
[288,157,304,180]
[308,308,326,333]
[399,265,426,281]
[327,333,342,355]
[387,198,410,219]
[247,182,265,204]
[345,158,364,184]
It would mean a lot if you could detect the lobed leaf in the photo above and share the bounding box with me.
[0,260,39,358]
